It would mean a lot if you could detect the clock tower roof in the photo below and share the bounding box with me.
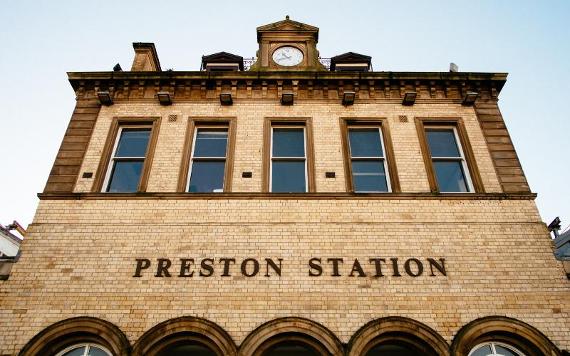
[257,16,319,42]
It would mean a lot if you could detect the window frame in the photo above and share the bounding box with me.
[177,117,236,193]
[263,117,315,193]
[55,342,112,356]
[93,117,161,193]
[468,342,525,356]
[415,117,484,193]
[340,118,400,193]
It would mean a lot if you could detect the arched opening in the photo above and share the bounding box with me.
[239,317,344,356]
[451,316,562,356]
[19,317,130,356]
[348,317,449,356]
[132,316,237,356]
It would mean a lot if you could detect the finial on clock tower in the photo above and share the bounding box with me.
[286,15,289,20]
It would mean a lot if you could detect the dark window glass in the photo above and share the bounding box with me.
[273,128,305,157]
[426,129,460,157]
[193,130,228,157]
[352,161,388,192]
[188,161,226,192]
[433,161,468,192]
[115,129,150,157]
[188,128,228,193]
[106,161,144,192]
[349,129,383,157]
[105,128,151,193]
[272,161,306,192]
[348,128,389,192]
[265,343,318,356]
[157,343,216,356]
[365,343,422,356]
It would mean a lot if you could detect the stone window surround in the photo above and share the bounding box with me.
[92,117,161,193]
[176,116,237,193]
[415,117,485,194]
[339,117,401,193]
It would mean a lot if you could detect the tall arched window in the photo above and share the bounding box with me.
[56,343,112,356]
[469,342,525,356]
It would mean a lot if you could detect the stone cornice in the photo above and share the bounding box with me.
[38,192,534,201]
[68,71,507,102]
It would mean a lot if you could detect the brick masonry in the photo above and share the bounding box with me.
[3,98,569,354]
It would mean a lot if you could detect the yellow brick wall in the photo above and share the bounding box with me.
[0,198,568,354]
[74,101,502,194]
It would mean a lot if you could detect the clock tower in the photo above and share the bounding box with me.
[249,16,326,71]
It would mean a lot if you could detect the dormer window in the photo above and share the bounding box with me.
[330,52,372,72]
[201,52,244,71]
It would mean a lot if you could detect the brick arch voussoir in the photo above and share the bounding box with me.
[239,317,344,356]
[450,316,562,356]
[19,316,130,356]
[347,316,450,356]
[132,316,237,356]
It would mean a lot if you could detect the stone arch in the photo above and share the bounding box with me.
[19,316,130,356]
[347,316,449,356]
[451,316,562,356]
[132,316,237,356]
[239,317,344,356]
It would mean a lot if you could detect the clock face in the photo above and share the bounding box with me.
[272,46,304,67]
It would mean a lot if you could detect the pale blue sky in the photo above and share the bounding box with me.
[0,0,568,232]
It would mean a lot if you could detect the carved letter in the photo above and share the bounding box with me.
[179,258,195,277]
[241,258,260,277]
[369,258,386,277]
[219,258,236,277]
[133,258,150,277]
[349,259,366,277]
[265,258,282,277]
[155,258,172,277]
[199,258,214,277]
[327,258,344,277]
[427,258,447,276]
[309,258,322,277]
[404,258,423,277]
[390,258,401,277]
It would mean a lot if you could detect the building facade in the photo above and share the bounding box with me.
[0,18,568,356]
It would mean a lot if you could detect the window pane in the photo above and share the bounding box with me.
[62,347,86,356]
[115,129,151,157]
[272,161,306,192]
[494,345,519,356]
[194,129,228,157]
[433,160,468,192]
[189,161,225,192]
[88,346,110,356]
[352,160,384,174]
[107,161,143,192]
[469,345,493,356]
[272,128,305,157]
[426,129,460,157]
[349,129,383,157]
[365,344,422,356]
